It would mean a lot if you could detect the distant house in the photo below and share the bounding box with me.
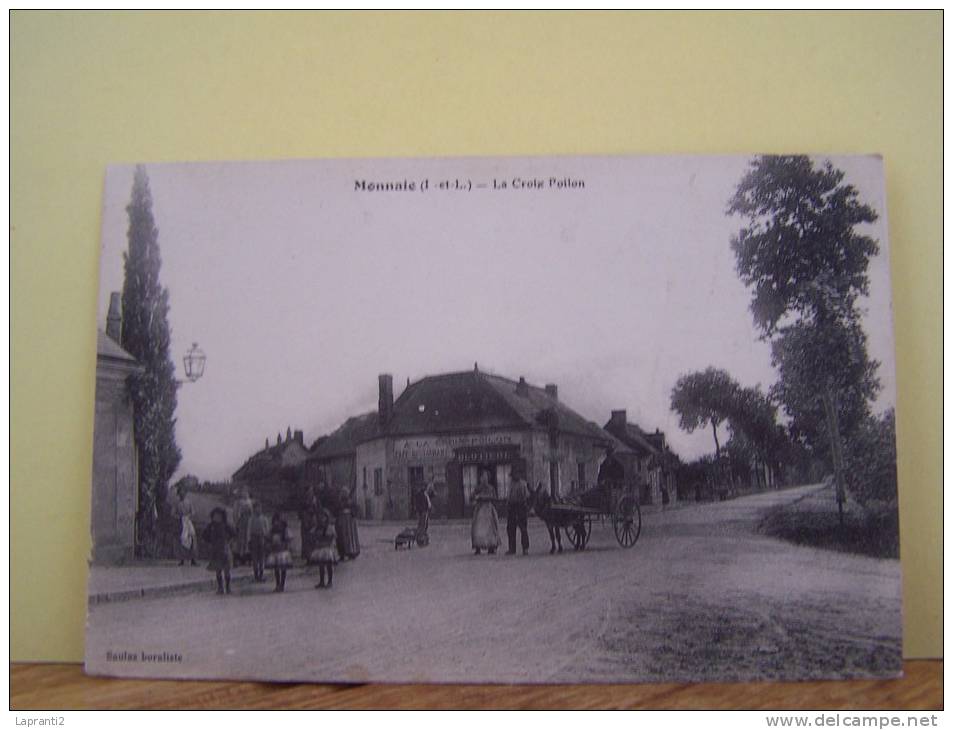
[303,412,381,515]
[90,296,143,564]
[601,410,677,506]
[232,428,310,512]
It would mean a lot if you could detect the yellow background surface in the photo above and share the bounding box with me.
[11,11,941,662]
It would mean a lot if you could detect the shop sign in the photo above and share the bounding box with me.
[392,432,522,462]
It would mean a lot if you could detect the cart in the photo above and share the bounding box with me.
[543,481,642,550]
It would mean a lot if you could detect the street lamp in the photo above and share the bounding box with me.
[182,342,206,383]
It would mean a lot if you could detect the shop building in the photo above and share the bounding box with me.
[353,366,613,520]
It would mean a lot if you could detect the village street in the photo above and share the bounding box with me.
[85,484,901,684]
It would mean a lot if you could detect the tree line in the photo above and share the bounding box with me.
[671,156,898,515]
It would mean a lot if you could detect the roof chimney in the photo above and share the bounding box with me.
[277,432,282,445]
[106,292,122,343]
[516,376,529,397]
[294,429,304,445]
[545,383,558,400]
[379,373,394,426]
[610,410,627,432]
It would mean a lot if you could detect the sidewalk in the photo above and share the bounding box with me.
[86,561,310,605]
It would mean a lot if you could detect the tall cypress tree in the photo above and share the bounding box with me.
[121,166,181,555]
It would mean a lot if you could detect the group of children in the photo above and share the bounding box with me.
[200,500,337,596]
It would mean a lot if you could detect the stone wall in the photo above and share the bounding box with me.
[91,370,137,564]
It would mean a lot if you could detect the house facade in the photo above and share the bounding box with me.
[303,412,380,515]
[232,428,310,512]
[90,300,142,564]
[353,367,613,520]
[601,410,678,506]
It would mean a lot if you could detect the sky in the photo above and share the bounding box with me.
[97,154,896,482]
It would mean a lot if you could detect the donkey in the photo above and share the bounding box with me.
[528,482,564,554]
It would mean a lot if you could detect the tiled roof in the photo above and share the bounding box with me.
[385,370,612,443]
[481,374,611,443]
[306,370,615,460]
[604,419,660,457]
[96,330,137,363]
[384,370,525,436]
[309,412,380,461]
[233,438,308,482]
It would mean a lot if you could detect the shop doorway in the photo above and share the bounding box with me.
[446,446,524,518]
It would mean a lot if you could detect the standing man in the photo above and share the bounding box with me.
[505,467,530,555]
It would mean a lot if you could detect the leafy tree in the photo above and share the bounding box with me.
[728,155,883,519]
[727,155,879,335]
[670,367,740,460]
[725,385,789,487]
[843,409,898,507]
[770,317,880,461]
[120,166,181,555]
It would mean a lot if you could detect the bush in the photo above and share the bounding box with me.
[844,409,899,507]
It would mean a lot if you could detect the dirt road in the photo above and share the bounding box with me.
[86,484,901,684]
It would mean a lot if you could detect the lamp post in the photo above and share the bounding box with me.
[181,342,206,384]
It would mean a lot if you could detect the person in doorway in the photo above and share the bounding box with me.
[202,507,236,595]
[174,486,198,566]
[470,470,500,555]
[505,467,530,555]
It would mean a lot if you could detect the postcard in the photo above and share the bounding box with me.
[86,154,901,684]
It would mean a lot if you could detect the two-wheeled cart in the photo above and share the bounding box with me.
[544,481,642,550]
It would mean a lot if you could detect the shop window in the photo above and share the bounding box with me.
[374,468,383,496]
[408,465,425,485]
[495,464,511,499]
[462,465,480,505]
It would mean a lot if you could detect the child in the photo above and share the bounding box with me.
[265,512,293,592]
[247,501,270,582]
[202,507,236,595]
[311,507,337,589]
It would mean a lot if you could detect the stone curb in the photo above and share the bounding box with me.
[87,566,314,606]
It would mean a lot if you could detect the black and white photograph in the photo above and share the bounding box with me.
[85,154,902,685]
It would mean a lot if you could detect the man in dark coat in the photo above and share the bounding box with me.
[505,468,530,555]
[414,484,432,542]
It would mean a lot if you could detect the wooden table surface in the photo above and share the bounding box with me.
[10,661,942,710]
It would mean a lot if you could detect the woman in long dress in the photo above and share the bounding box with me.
[334,487,361,560]
[471,471,500,555]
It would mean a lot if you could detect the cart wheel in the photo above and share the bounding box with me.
[613,495,642,548]
[566,516,591,550]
